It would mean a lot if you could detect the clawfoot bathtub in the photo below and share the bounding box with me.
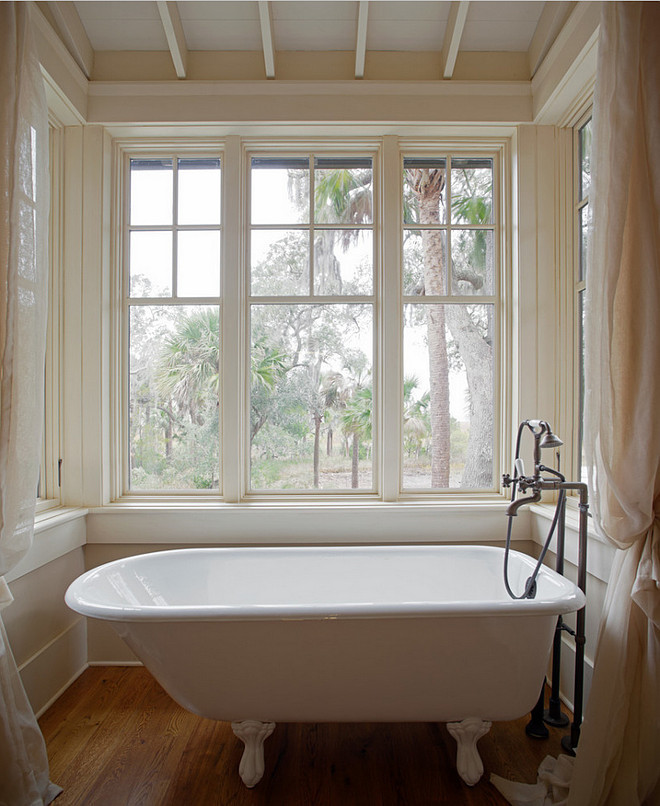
[65,545,585,788]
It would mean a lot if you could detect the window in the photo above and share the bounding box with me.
[119,141,503,500]
[126,156,222,491]
[575,117,591,482]
[37,124,63,510]
[402,156,496,490]
[249,155,375,491]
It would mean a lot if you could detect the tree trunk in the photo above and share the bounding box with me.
[446,306,493,487]
[446,226,494,488]
[165,402,173,459]
[313,412,322,488]
[351,431,359,488]
[415,169,451,488]
[425,303,450,487]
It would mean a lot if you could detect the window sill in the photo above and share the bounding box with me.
[86,498,522,546]
[34,505,88,535]
[6,507,88,584]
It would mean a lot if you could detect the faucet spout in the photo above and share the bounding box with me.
[506,490,542,516]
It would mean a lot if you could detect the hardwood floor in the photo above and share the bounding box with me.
[40,666,572,806]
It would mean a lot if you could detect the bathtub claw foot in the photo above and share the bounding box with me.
[231,720,275,788]
[447,717,492,786]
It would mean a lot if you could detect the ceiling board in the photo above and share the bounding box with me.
[67,1,555,71]
[462,1,545,51]
[368,2,451,23]
[181,20,262,51]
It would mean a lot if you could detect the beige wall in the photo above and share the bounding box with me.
[5,543,86,715]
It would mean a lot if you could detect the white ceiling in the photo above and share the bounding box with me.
[72,0,546,53]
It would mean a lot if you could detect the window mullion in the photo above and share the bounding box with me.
[381,135,402,500]
[222,135,243,501]
[172,156,178,297]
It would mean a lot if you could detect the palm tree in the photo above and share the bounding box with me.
[402,376,430,461]
[157,307,290,452]
[406,168,451,487]
[250,336,289,443]
[157,307,219,424]
[341,384,372,488]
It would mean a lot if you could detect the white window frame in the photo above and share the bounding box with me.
[574,111,591,484]
[243,144,380,500]
[112,134,511,504]
[398,146,503,496]
[116,141,224,498]
[36,122,64,512]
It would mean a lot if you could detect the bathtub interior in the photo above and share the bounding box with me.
[65,545,585,621]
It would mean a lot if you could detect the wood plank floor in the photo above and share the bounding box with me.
[40,666,572,806]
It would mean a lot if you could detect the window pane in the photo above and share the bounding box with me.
[314,159,373,225]
[130,231,172,297]
[251,230,309,296]
[578,289,586,483]
[579,202,591,283]
[579,120,592,201]
[451,158,493,225]
[178,158,221,225]
[177,231,221,297]
[403,229,447,296]
[129,305,220,490]
[451,230,494,296]
[403,159,447,224]
[130,159,172,225]
[251,158,309,225]
[250,303,373,491]
[403,303,494,490]
[314,229,373,295]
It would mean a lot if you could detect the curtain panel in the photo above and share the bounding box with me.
[571,3,660,805]
[0,3,61,804]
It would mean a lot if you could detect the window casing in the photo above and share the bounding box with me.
[37,123,63,511]
[124,153,222,493]
[248,153,376,493]
[401,155,497,491]
[575,116,592,483]
[117,138,506,502]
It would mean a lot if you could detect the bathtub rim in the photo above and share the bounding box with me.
[65,545,586,622]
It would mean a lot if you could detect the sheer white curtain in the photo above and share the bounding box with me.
[0,3,61,804]
[570,2,660,805]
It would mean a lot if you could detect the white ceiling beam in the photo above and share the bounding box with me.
[46,1,94,78]
[258,1,276,80]
[156,1,188,80]
[442,1,469,80]
[156,2,188,79]
[355,1,369,80]
[528,1,573,78]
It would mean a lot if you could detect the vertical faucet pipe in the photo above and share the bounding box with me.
[561,482,589,754]
[545,486,570,728]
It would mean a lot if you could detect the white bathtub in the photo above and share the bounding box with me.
[65,545,585,788]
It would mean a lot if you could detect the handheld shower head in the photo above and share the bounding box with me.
[524,419,563,449]
[540,426,563,450]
